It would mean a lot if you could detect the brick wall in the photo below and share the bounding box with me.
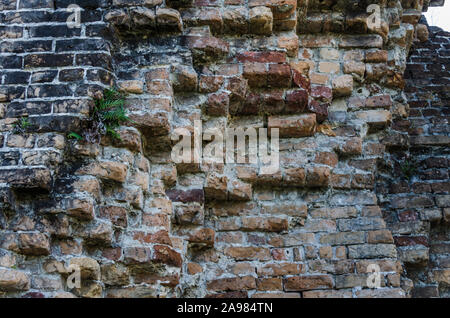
[380,21,450,298]
[0,0,447,298]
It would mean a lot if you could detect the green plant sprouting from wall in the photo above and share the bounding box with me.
[12,117,31,134]
[400,159,417,181]
[69,88,130,144]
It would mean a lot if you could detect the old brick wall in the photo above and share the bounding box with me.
[380,22,450,298]
[0,0,447,298]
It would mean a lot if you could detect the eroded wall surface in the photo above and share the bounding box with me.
[381,22,449,298]
[0,0,448,298]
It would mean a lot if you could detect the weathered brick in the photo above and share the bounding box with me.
[123,247,151,264]
[303,290,352,298]
[152,245,182,267]
[222,7,248,34]
[348,244,397,259]
[256,277,282,291]
[320,232,365,245]
[332,75,353,96]
[199,75,224,93]
[257,263,303,276]
[99,206,128,228]
[249,6,273,35]
[335,274,370,289]
[76,161,128,183]
[267,63,291,88]
[0,269,30,291]
[224,246,271,261]
[24,54,73,68]
[206,91,229,116]
[207,276,256,292]
[174,203,203,225]
[70,257,100,280]
[355,288,405,298]
[18,233,50,256]
[285,90,308,113]
[310,207,357,219]
[65,198,95,221]
[365,50,388,63]
[101,263,129,286]
[241,217,288,232]
[0,167,52,191]
[338,218,386,232]
[261,202,307,217]
[367,230,394,244]
[0,0,446,300]
[187,35,229,62]
[187,228,215,246]
[398,246,429,265]
[339,35,383,48]
[268,114,316,138]
[243,63,267,88]
[284,275,333,291]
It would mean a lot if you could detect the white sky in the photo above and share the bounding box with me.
[423,1,450,31]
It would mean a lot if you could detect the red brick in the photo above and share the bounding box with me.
[241,217,288,232]
[365,50,388,63]
[243,63,267,88]
[187,228,215,246]
[283,275,333,291]
[258,263,303,276]
[283,167,306,186]
[242,92,261,115]
[187,36,229,62]
[187,262,203,275]
[365,95,392,108]
[394,236,428,247]
[285,90,308,113]
[206,91,229,116]
[99,206,128,228]
[268,63,292,87]
[306,166,330,187]
[292,69,310,90]
[398,210,418,222]
[165,189,204,203]
[236,51,286,63]
[123,247,151,264]
[262,90,285,114]
[314,152,338,167]
[132,230,172,246]
[224,246,271,261]
[256,278,282,291]
[142,213,170,229]
[340,137,363,155]
[311,85,332,102]
[307,100,329,123]
[198,75,224,93]
[268,114,316,137]
[207,276,256,292]
[152,245,182,267]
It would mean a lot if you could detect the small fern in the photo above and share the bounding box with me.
[69,88,130,143]
[400,159,416,181]
[12,117,31,134]
[68,132,83,141]
[106,126,121,140]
